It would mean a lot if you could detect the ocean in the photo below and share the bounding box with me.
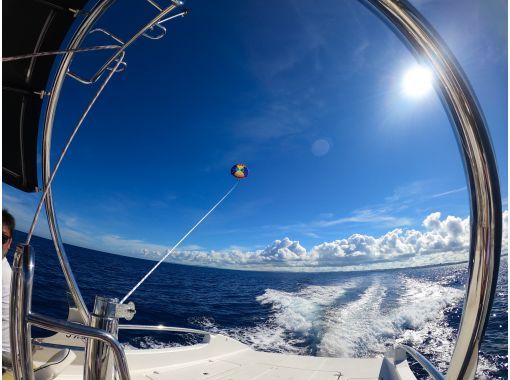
[9,231,508,379]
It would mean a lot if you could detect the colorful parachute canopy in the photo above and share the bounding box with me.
[231,164,248,179]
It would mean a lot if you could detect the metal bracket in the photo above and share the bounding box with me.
[142,23,167,40]
[68,8,90,18]
[115,302,136,321]
[34,90,51,99]
[66,1,183,85]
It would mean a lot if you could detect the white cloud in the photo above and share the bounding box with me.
[431,186,467,198]
[21,210,500,273]
[315,208,412,228]
[139,210,507,272]
[100,234,168,257]
[1,190,51,239]
[308,211,471,268]
[4,182,506,273]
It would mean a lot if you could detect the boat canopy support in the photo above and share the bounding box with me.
[362,1,502,379]
[39,0,188,325]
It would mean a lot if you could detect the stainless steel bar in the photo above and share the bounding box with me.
[89,28,125,44]
[2,45,120,62]
[73,2,181,84]
[145,0,162,12]
[157,10,188,25]
[66,57,127,85]
[41,0,184,325]
[85,297,121,380]
[42,0,118,325]
[28,313,131,380]
[119,324,210,336]
[32,341,85,352]
[360,1,502,379]
[27,10,55,83]
[395,344,444,380]
[142,23,167,40]
[10,244,35,380]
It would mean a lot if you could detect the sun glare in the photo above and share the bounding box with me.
[402,66,433,97]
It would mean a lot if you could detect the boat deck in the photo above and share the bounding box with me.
[130,350,383,380]
[32,333,415,380]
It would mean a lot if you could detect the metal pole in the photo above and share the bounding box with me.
[67,1,182,84]
[84,297,121,380]
[360,1,502,379]
[41,0,186,325]
[394,344,444,380]
[29,313,131,380]
[42,0,117,325]
[10,244,35,380]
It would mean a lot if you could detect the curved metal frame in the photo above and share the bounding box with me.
[394,344,444,380]
[29,313,131,380]
[10,245,35,380]
[360,1,501,379]
[10,244,131,380]
[32,324,211,352]
[66,2,181,84]
[38,0,501,379]
[119,324,211,336]
[41,0,186,325]
[42,0,117,324]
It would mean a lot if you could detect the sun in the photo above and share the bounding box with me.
[402,65,433,97]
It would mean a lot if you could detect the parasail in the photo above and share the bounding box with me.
[231,164,248,179]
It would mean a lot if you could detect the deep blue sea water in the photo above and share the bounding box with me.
[9,231,508,379]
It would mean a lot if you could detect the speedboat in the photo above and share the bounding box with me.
[2,0,502,379]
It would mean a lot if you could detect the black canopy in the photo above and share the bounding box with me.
[2,0,89,192]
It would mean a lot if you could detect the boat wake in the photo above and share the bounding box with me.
[191,275,500,379]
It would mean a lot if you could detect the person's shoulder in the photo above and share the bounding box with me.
[2,257,12,272]
[2,258,12,286]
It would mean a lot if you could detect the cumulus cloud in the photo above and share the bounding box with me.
[141,210,507,272]
[5,183,505,273]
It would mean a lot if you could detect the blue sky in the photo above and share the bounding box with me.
[2,0,507,271]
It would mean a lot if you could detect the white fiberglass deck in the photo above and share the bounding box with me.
[32,333,416,380]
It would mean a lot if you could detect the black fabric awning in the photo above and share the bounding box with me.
[2,0,89,192]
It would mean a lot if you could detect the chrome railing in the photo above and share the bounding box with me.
[32,340,85,352]
[394,344,444,380]
[29,313,130,380]
[66,0,184,84]
[362,1,502,379]
[10,244,131,380]
[10,244,35,380]
[119,324,211,336]
[42,0,116,325]
[41,0,187,325]
[32,324,211,353]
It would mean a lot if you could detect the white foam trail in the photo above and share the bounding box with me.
[318,283,390,357]
[190,316,301,354]
[318,278,465,358]
[397,278,464,329]
[394,279,464,372]
[194,283,357,354]
[190,277,500,378]
[122,336,184,350]
[395,279,499,377]
[256,284,352,334]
